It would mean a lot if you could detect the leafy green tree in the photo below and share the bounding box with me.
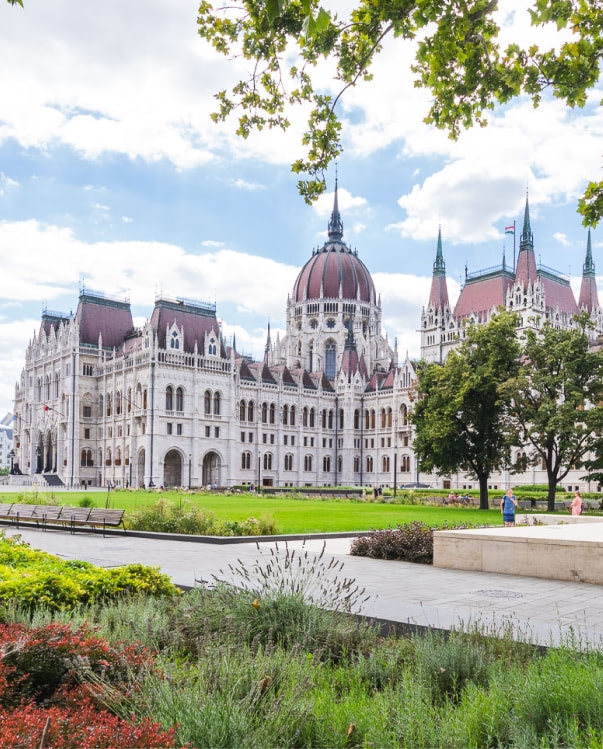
[197,0,603,218]
[411,311,520,510]
[501,314,603,512]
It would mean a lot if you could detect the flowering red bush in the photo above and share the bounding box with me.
[0,699,179,748]
[0,622,153,705]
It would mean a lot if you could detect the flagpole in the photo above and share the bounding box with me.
[513,219,516,271]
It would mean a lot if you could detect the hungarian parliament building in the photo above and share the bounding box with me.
[11,188,603,491]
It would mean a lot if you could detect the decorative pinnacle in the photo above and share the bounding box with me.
[433,226,446,275]
[520,192,533,247]
[583,229,596,277]
[327,177,344,241]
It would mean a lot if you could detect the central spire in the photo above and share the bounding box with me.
[327,178,344,241]
[433,226,446,275]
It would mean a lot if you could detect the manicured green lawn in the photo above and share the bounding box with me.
[2,489,504,533]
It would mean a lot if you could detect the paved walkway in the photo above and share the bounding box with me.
[7,527,603,648]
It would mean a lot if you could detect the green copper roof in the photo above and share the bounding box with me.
[433,226,446,276]
[583,229,595,277]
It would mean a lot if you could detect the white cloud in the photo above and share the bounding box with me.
[313,187,368,217]
[122,216,134,223]
[0,173,19,196]
[232,178,265,191]
[201,240,225,248]
[553,232,571,246]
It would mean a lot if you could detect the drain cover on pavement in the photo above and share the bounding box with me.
[476,589,525,599]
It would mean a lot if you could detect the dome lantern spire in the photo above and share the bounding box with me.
[327,177,344,241]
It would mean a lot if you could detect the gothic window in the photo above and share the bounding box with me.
[304,455,313,472]
[366,456,374,473]
[354,456,360,472]
[106,448,112,467]
[400,404,408,426]
[269,403,275,424]
[240,400,246,421]
[382,456,390,472]
[284,453,293,471]
[116,392,122,415]
[241,451,251,469]
[401,455,410,472]
[176,387,184,412]
[310,319,318,329]
[326,319,335,329]
[170,330,180,349]
[339,409,344,429]
[371,410,376,429]
[322,409,327,429]
[290,406,296,426]
[99,395,103,417]
[309,408,315,428]
[283,405,289,425]
[303,407,308,427]
[54,373,60,398]
[263,452,273,470]
[387,408,392,428]
[165,386,173,411]
[127,388,132,412]
[209,337,217,356]
[323,456,331,473]
[262,402,268,424]
[143,389,148,410]
[106,394,112,417]
[213,391,220,416]
[45,375,51,401]
[337,455,342,473]
[328,410,333,430]
[248,401,254,422]
[381,409,386,428]
[204,390,211,415]
[354,410,360,430]
[309,341,314,372]
[325,340,336,380]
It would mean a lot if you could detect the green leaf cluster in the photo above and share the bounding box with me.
[198,0,603,221]
[0,533,180,611]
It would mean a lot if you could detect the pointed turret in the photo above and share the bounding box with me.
[427,227,450,309]
[263,322,271,364]
[341,320,359,380]
[327,178,344,241]
[515,193,537,286]
[578,229,599,311]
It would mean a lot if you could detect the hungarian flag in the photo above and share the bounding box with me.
[504,225,515,234]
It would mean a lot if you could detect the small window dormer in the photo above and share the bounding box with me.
[168,322,182,351]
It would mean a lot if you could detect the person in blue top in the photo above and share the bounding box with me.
[500,488,518,526]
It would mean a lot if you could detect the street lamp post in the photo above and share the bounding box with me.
[8,449,15,475]
[188,454,192,490]
[35,446,41,474]
[393,447,397,498]
[257,453,261,493]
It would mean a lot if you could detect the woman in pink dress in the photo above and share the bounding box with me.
[570,492,583,516]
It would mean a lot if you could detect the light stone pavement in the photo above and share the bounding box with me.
[6,527,603,648]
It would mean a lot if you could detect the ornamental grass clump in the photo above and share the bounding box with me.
[183,542,374,659]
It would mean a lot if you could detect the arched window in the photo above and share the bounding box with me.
[328,410,333,430]
[240,400,246,421]
[284,454,293,471]
[262,402,268,424]
[303,407,308,427]
[45,375,51,401]
[338,409,344,429]
[170,330,179,349]
[248,401,255,422]
[309,408,315,428]
[127,388,132,413]
[99,395,104,418]
[304,455,313,472]
[354,456,360,472]
[116,391,122,415]
[382,455,390,472]
[371,410,376,429]
[366,456,373,472]
[143,389,148,410]
[387,408,392,428]
[263,453,273,470]
[165,386,173,411]
[283,405,289,425]
[115,447,122,467]
[204,390,211,415]
[241,451,251,469]
[354,410,360,430]
[213,392,221,416]
[80,449,87,467]
[400,404,408,426]
[290,406,296,426]
[54,373,59,398]
[325,340,336,380]
[208,336,217,356]
[381,409,386,428]
[106,394,112,417]
[337,455,342,473]
[176,387,184,412]
[322,409,327,429]
[323,456,331,472]
[269,403,275,424]
[106,448,112,467]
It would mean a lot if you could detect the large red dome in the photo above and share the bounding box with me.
[292,243,375,303]
[292,184,376,304]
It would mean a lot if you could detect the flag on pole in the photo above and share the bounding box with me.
[504,225,515,234]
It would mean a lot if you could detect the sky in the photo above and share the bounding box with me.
[1,0,602,417]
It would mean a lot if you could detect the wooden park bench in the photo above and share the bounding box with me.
[0,503,126,536]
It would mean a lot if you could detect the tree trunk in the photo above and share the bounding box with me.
[478,474,489,510]
[547,475,557,513]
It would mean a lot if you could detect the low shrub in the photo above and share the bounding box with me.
[350,522,480,564]
[126,500,279,536]
[0,533,180,611]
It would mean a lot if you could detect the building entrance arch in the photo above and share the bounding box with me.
[164,450,182,488]
[202,451,220,487]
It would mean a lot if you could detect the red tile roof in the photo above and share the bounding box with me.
[454,274,514,319]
